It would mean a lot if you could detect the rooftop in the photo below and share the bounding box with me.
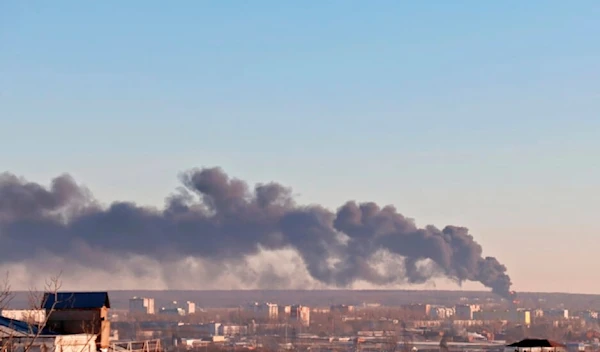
[0,316,52,336]
[507,339,566,348]
[41,292,110,310]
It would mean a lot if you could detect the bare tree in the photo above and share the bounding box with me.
[0,273,14,311]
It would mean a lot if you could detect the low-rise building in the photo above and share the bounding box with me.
[429,306,454,320]
[454,304,481,320]
[330,305,354,314]
[42,291,111,350]
[220,324,248,336]
[159,307,186,316]
[473,309,531,325]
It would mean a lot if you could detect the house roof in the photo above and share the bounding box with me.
[41,292,110,310]
[0,316,52,336]
[507,339,566,348]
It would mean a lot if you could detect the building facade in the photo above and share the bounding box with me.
[129,297,155,315]
[186,301,196,315]
[42,291,111,350]
[454,304,481,320]
[289,305,310,327]
[247,302,278,321]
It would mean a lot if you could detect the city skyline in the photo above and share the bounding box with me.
[2,1,600,293]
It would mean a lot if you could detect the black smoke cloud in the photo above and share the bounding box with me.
[0,167,512,296]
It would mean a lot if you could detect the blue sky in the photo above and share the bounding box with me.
[1,1,599,292]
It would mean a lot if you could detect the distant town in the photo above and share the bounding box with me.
[2,290,600,352]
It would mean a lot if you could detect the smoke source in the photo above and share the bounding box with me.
[0,167,511,296]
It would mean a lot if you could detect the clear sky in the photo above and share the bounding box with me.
[1,1,599,293]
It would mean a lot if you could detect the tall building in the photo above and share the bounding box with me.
[290,305,310,327]
[187,301,196,315]
[247,302,278,320]
[129,297,155,314]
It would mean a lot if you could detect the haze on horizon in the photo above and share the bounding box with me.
[1,1,599,293]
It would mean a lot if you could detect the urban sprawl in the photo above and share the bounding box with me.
[2,290,600,352]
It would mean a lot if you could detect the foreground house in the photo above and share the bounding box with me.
[42,292,111,350]
[1,292,110,352]
[0,315,96,352]
[1,292,161,352]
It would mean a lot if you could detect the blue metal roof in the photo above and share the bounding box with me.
[0,316,53,335]
[41,292,110,310]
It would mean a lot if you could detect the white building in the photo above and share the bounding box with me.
[290,305,310,327]
[128,297,155,315]
[186,301,196,315]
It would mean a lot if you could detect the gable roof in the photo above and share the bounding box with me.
[508,339,566,348]
[41,292,110,310]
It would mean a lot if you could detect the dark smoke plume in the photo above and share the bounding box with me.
[0,167,512,296]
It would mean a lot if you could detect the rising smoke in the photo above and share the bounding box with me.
[0,167,512,296]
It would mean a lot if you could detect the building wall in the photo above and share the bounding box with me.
[47,310,102,334]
